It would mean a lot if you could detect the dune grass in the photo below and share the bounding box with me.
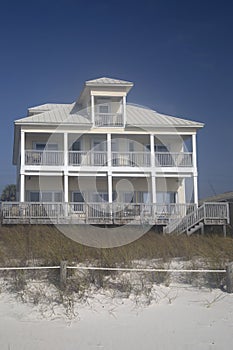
[0,225,232,268]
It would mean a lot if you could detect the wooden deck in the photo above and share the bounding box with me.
[0,202,197,226]
[0,202,230,233]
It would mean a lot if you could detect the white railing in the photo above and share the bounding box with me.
[69,151,107,166]
[0,202,197,224]
[112,152,151,167]
[1,202,65,219]
[24,150,193,168]
[25,150,64,166]
[155,152,193,167]
[94,113,124,127]
[163,202,229,235]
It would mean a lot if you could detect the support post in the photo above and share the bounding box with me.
[108,172,113,203]
[192,134,198,205]
[226,262,233,293]
[91,94,95,125]
[150,134,155,168]
[60,261,67,290]
[64,132,68,167]
[20,130,25,203]
[193,175,198,206]
[107,133,112,166]
[223,225,227,238]
[151,174,156,204]
[20,174,25,202]
[123,95,126,127]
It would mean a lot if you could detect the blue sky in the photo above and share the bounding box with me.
[0,0,232,198]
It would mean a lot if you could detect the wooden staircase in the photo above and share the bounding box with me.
[163,202,230,235]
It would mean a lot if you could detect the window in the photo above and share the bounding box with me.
[30,192,40,202]
[156,192,176,204]
[41,192,53,202]
[29,191,62,202]
[34,143,58,151]
[145,144,168,152]
[155,145,169,152]
[92,192,108,202]
[72,192,84,202]
[123,192,135,203]
[72,141,81,151]
[99,105,109,114]
[96,98,111,114]
[129,141,134,152]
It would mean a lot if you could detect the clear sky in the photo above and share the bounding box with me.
[0,0,232,199]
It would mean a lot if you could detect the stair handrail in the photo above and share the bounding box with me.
[163,202,229,235]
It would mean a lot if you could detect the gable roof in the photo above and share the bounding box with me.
[199,191,233,204]
[85,77,133,86]
[14,102,204,129]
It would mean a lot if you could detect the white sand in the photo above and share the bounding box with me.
[0,284,232,350]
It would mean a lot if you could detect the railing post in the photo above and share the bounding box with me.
[60,261,67,290]
[226,262,233,293]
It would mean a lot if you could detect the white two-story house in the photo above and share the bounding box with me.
[10,76,206,225]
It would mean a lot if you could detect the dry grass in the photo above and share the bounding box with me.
[0,225,232,268]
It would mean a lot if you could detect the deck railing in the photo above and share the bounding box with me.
[163,202,229,235]
[25,150,193,168]
[25,150,64,166]
[112,152,151,167]
[69,151,107,166]
[155,152,193,167]
[94,113,124,127]
[1,202,197,224]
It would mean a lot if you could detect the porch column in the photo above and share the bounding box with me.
[107,133,112,166]
[108,172,113,203]
[192,133,197,169]
[192,134,198,205]
[91,94,95,125]
[151,174,156,204]
[64,174,69,203]
[193,175,198,205]
[20,174,25,202]
[123,95,126,127]
[64,132,68,168]
[20,130,25,202]
[20,130,25,168]
[150,134,155,168]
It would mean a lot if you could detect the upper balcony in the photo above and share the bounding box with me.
[92,97,125,128]
[94,112,124,127]
[24,150,193,168]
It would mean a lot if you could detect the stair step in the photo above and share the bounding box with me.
[187,222,204,236]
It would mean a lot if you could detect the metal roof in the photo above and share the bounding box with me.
[199,191,233,204]
[28,103,69,113]
[85,77,133,86]
[126,104,204,128]
[15,104,91,125]
[14,103,204,128]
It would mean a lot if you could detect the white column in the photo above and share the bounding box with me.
[21,130,25,167]
[91,94,95,125]
[192,134,197,169]
[64,132,68,168]
[107,133,112,166]
[64,174,69,203]
[193,175,198,205]
[192,134,198,205]
[123,95,126,127]
[20,130,25,202]
[150,134,155,168]
[20,174,25,202]
[108,172,113,203]
[151,174,156,204]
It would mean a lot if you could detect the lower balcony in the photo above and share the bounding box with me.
[1,202,197,225]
